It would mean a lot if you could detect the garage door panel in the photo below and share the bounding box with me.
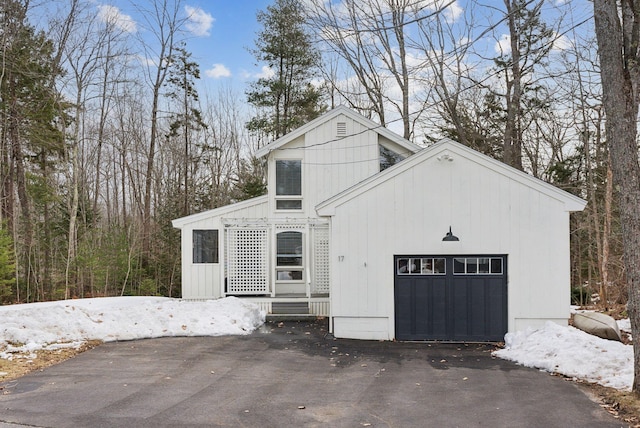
[485,278,507,339]
[395,255,507,342]
[395,277,448,339]
[394,278,414,338]
[469,279,488,338]
[415,278,447,338]
[451,279,471,338]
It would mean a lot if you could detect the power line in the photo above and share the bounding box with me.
[259,0,597,165]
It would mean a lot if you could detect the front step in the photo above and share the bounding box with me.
[271,301,309,315]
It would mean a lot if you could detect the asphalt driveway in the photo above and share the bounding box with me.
[0,319,624,427]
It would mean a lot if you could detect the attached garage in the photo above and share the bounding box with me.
[316,139,587,342]
[394,255,507,341]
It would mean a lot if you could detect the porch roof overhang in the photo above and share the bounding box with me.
[171,195,268,229]
[221,218,330,228]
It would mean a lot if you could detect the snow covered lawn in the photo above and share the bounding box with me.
[0,296,265,360]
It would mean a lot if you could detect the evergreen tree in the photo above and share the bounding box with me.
[493,0,554,170]
[165,42,207,216]
[231,157,267,202]
[434,90,504,160]
[0,0,67,301]
[246,0,326,140]
[0,225,16,304]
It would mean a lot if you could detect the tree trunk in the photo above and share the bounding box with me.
[601,162,613,308]
[502,0,523,170]
[593,0,640,394]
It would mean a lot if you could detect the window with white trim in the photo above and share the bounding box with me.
[397,258,446,275]
[276,231,303,281]
[379,145,405,171]
[453,257,503,275]
[193,230,218,264]
[275,160,302,210]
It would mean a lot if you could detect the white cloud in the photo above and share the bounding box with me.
[494,34,511,56]
[551,32,572,51]
[206,63,231,78]
[97,4,137,33]
[495,32,570,55]
[442,1,463,23]
[185,5,214,37]
[412,0,463,23]
[256,65,275,79]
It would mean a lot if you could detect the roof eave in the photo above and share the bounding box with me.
[255,106,421,158]
[172,195,269,228]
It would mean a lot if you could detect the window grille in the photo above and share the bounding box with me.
[226,228,269,294]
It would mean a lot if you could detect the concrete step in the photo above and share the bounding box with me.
[271,301,309,315]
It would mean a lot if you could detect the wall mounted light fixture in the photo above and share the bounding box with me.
[442,226,459,241]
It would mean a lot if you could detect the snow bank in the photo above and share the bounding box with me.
[493,321,633,391]
[0,296,265,359]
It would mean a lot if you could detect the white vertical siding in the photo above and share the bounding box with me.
[178,198,269,300]
[327,146,577,339]
[269,113,410,220]
[179,111,408,302]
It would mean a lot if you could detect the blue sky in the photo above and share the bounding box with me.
[94,0,275,90]
[81,0,594,88]
[28,0,594,117]
[184,1,274,83]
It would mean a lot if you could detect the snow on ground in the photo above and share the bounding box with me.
[0,297,634,391]
[618,318,632,335]
[494,320,633,391]
[0,296,265,360]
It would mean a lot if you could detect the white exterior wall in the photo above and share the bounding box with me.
[175,107,420,302]
[176,198,269,300]
[325,146,575,340]
[266,114,411,219]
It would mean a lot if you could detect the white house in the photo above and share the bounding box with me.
[172,106,587,341]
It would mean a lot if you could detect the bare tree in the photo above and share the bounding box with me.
[593,0,640,394]
[58,0,132,298]
[305,0,426,140]
[137,0,185,260]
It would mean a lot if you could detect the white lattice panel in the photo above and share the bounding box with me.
[312,226,330,294]
[226,228,269,294]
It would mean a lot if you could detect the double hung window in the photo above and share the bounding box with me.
[275,160,302,210]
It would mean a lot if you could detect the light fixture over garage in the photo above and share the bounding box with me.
[442,226,459,241]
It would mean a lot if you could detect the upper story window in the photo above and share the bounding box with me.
[276,159,302,210]
[379,145,405,171]
[193,229,218,264]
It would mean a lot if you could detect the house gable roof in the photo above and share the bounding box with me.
[316,139,587,216]
[172,195,268,228]
[254,105,421,158]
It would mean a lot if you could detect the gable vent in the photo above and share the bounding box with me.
[336,121,347,137]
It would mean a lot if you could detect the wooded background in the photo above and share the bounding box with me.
[0,0,617,308]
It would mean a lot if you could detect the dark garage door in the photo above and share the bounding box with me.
[394,256,507,341]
